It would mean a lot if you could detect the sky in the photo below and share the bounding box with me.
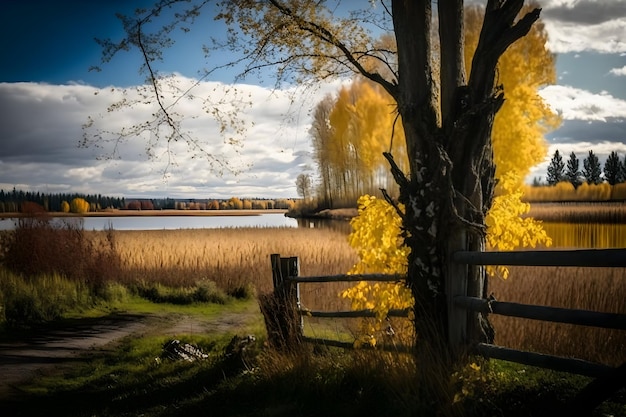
[0,1,625,200]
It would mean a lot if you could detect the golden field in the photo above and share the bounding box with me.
[101,227,358,308]
[91,216,626,366]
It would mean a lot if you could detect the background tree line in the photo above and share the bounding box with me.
[524,150,626,202]
[0,189,125,213]
[0,189,297,214]
[544,150,626,188]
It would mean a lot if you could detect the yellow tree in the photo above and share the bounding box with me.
[465,5,559,180]
[97,0,543,353]
[465,5,557,270]
[342,4,556,333]
[70,197,90,214]
[323,79,407,203]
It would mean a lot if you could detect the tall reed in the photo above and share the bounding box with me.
[489,266,626,366]
[102,227,358,295]
[541,222,626,248]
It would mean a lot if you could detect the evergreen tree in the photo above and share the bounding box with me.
[546,150,565,185]
[583,150,602,184]
[565,152,582,189]
[603,151,624,185]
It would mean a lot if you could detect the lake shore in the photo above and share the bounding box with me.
[1,209,288,218]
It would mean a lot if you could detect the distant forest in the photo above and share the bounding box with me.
[0,189,296,213]
[0,189,125,213]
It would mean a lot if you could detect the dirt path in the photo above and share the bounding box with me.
[0,314,150,398]
[0,304,262,399]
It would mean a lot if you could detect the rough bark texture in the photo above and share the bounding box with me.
[387,0,540,354]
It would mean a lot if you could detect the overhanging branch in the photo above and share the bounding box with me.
[267,0,397,99]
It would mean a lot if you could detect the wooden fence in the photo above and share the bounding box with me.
[269,249,626,379]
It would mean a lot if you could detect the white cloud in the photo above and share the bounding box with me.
[0,76,345,199]
[543,19,626,54]
[609,65,626,76]
[540,0,626,53]
[539,85,626,121]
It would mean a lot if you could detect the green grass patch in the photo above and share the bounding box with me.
[5,333,624,417]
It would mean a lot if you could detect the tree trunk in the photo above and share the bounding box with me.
[389,0,541,357]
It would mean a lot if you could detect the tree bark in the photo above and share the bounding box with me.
[388,0,540,357]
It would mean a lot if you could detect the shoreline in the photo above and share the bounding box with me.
[1,209,288,219]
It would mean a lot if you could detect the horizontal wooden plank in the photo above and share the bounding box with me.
[455,296,626,330]
[300,308,411,319]
[302,336,354,349]
[302,336,413,353]
[453,248,626,267]
[288,273,405,283]
[476,343,614,378]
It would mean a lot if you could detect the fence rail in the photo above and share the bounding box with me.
[269,250,625,377]
[453,248,626,267]
[454,295,626,330]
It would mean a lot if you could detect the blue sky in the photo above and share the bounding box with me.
[0,0,625,199]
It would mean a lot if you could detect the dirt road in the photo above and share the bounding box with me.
[0,314,150,398]
[0,304,262,400]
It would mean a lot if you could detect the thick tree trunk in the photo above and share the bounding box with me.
[389,0,541,357]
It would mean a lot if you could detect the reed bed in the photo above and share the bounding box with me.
[87,222,624,366]
[490,266,626,367]
[541,222,626,249]
[97,227,358,297]
[528,202,626,223]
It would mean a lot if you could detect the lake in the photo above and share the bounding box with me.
[0,213,299,231]
[0,213,354,232]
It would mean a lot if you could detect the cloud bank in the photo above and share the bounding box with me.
[541,0,626,53]
[0,77,342,199]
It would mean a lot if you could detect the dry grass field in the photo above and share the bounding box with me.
[93,220,625,366]
[101,227,358,301]
[490,266,626,367]
[528,202,626,223]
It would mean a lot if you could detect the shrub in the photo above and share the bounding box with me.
[133,280,228,305]
[228,283,256,300]
[0,269,92,326]
[0,215,121,286]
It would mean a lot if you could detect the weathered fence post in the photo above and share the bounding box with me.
[260,254,302,350]
[284,256,304,337]
[445,228,468,356]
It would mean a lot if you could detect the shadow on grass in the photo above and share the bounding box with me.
[1,340,625,417]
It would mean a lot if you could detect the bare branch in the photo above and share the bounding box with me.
[267,0,397,98]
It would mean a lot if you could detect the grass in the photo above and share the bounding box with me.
[4,333,623,417]
[108,227,357,293]
[1,214,625,416]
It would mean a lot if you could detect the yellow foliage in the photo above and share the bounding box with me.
[451,361,488,405]
[340,195,413,342]
[346,195,409,276]
[60,200,70,213]
[69,198,90,214]
[486,173,552,277]
[465,6,560,181]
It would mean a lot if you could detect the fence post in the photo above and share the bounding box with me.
[285,256,304,337]
[446,228,468,356]
[263,254,302,350]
